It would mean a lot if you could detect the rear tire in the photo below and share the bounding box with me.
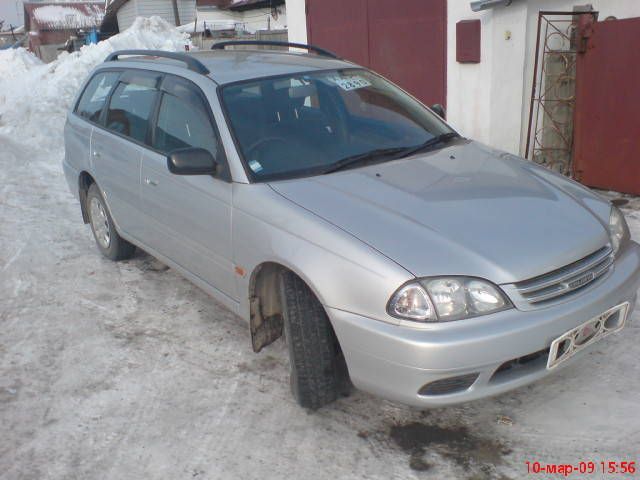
[279,270,350,409]
[86,183,135,261]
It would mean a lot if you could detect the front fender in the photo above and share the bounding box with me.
[232,183,413,325]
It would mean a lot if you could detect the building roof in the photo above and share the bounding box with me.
[24,2,104,31]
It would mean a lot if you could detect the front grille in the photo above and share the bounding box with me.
[513,246,613,305]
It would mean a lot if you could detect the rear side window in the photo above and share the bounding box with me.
[75,72,119,122]
[106,73,159,143]
[153,77,221,159]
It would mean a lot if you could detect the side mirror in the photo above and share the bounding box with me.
[431,103,446,119]
[168,148,218,176]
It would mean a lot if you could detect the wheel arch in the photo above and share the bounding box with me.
[247,260,336,353]
[78,170,95,224]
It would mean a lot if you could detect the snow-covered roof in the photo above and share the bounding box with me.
[24,2,105,31]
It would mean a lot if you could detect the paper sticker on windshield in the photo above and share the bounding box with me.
[248,160,263,173]
[326,75,372,91]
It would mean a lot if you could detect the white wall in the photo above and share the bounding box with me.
[448,0,640,155]
[285,0,306,42]
[447,1,534,154]
[445,3,493,147]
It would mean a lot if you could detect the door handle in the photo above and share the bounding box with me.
[144,178,159,186]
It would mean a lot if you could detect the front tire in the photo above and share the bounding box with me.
[86,183,135,261]
[279,270,350,409]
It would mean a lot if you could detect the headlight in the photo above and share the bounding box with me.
[609,206,630,256]
[388,277,512,322]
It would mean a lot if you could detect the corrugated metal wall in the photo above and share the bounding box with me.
[136,0,175,24]
[572,16,640,195]
[116,0,196,31]
[306,0,447,107]
[178,0,197,25]
[116,0,137,30]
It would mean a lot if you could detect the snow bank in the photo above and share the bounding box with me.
[0,47,43,80]
[0,16,191,153]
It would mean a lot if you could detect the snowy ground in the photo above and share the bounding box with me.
[1,18,640,480]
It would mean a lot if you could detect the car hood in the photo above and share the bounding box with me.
[269,141,611,284]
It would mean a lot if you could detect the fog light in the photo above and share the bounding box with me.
[418,373,479,396]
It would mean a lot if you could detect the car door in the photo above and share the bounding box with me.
[140,74,236,301]
[91,69,162,240]
[66,71,122,177]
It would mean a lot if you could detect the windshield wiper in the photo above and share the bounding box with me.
[321,132,460,175]
[321,147,409,174]
[396,132,460,159]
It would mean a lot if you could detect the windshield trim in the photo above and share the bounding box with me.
[217,67,458,184]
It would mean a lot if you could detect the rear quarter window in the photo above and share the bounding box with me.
[75,72,120,122]
[106,74,160,143]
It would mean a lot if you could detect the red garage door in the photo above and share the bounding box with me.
[306,0,447,107]
[573,17,640,195]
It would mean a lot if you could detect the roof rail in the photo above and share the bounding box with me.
[211,40,339,59]
[104,50,210,75]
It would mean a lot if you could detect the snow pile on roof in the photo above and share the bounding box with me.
[0,16,191,152]
[33,4,105,30]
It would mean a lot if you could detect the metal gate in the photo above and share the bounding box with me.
[305,0,447,107]
[572,17,640,195]
[525,11,597,176]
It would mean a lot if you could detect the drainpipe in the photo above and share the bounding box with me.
[470,0,513,12]
[171,0,181,26]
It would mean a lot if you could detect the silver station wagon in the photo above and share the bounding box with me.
[63,42,640,409]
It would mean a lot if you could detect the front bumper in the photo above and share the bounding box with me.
[328,242,640,408]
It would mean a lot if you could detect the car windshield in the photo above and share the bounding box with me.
[221,68,456,181]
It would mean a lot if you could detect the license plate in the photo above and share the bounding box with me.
[547,302,629,369]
